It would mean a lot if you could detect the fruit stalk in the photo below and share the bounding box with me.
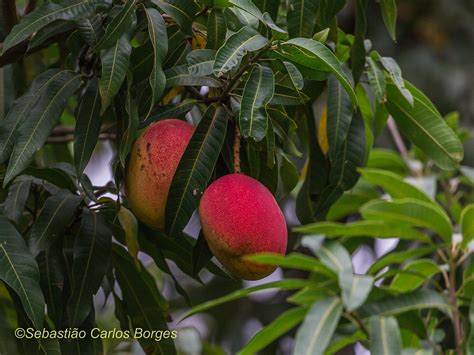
[233,125,241,174]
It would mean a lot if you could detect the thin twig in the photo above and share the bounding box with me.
[233,125,241,174]
[448,253,463,354]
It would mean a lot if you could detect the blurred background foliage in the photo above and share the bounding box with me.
[0,0,473,354]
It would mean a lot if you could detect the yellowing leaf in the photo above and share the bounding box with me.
[318,107,329,155]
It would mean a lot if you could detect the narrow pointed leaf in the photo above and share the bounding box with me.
[254,0,279,20]
[287,0,317,38]
[4,71,82,186]
[370,316,402,355]
[361,198,452,243]
[153,0,199,36]
[68,209,112,326]
[74,78,102,176]
[187,49,216,76]
[4,178,31,224]
[379,0,397,41]
[386,81,463,170]
[367,246,437,275]
[229,0,265,23]
[213,26,268,77]
[327,75,353,162]
[461,204,474,251]
[0,216,45,329]
[29,191,82,256]
[390,259,440,293]
[293,297,343,355]
[2,0,104,52]
[380,57,413,104]
[99,34,132,113]
[144,8,167,117]
[94,0,136,50]
[239,64,274,141]
[341,274,373,312]
[239,307,307,355]
[76,15,103,45]
[165,64,222,88]
[165,105,228,236]
[206,9,227,50]
[279,38,357,106]
[367,57,386,102]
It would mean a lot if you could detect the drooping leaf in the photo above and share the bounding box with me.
[380,57,413,105]
[390,259,440,293]
[76,15,103,46]
[184,279,310,319]
[206,9,227,50]
[279,38,357,106]
[187,49,216,76]
[327,75,353,162]
[68,209,112,326]
[28,20,76,50]
[229,0,265,23]
[99,34,132,113]
[192,232,213,277]
[385,81,463,170]
[2,0,105,52]
[144,8,168,117]
[379,0,397,41]
[293,297,343,355]
[359,289,451,317]
[29,191,82,256]
[361,198,452,243]
[350,0,368,83]
[165,105,228,237]
[118,206,140,268]
[4,178,31,224]
[165,64,222,88]
[94,0,136,51]
[119,84,138,167]
[153,0,199,36]
[74,78,102,176]
[213,26,268,77]
[359,168,434,204]
[287,0,317,38]
[239,307,307,355]
[370,316,402,355]
[0,216,45,329]
[296,220,430,243]
[112,244,176,354]
[367,246,437,275]
[141,99,197,127]
[461,204,474,251]
[239,64,274,141]
[340,274,373,312]
[254,0,279,20]
[4,71,82,186]
[366,57,386,102]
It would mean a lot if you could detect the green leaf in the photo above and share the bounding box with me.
[461,204,474,251]
[165,64,222,87]
[68,209,112,326]
[118,206,140,268]
[327,75,353,162]
[246,253,337,277]
[370,316,402,355]
[141,99,197,127]
[359,168,434,204]
[187,49,216,76]
[379,0,397,41]
[112,244,176,354]
[74,78,102,176]
[367,57,386,102]
[99,34,132,113]
[239,307,307,355]
[183,279,310,319]
[296,220,430,243]
[367,246,437,275]
[239,64,274,141]
[4,71,82,186]
[29,191,82,256]
[279,38,358,106]
[119,84,138,167]
[144,8,167,118]
[2,0,104,52]
[390,259,440,293]
[0,69,65,164]
[341,274,373,312]
[165,105,228,237]
[76,15,103,46]
[270,84,309,105]
[94,0,137,51]
[386,81,463,170]
[367,148,408,176]
[213,26,268,77]
[4,178,31,224]
[206,9,227,50]
[192,232,213,277]
[229,0,265,23]
[0,216,45,329]
[293,297,343,355]
[361,198,452,243]
[380,57,413,105]
[350,0,368,83]
[254,0,279,20]
[28,20,76,50]
[359,289,451,317]
[153,0,199,36]
[314,240,352,275]
[287,0,317,38]
[467,298,474,354]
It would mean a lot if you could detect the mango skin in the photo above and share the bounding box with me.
[125,119,194,229]
[199,174,288,280]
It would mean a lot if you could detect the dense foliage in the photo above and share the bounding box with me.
[0,0,472,354]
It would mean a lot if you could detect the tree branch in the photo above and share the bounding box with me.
[1,0,19,33]
[24,0,38,15]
